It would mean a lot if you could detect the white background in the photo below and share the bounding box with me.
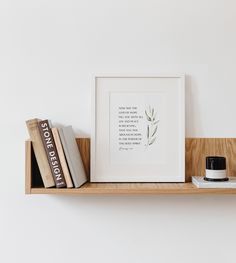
[1,0,236,263]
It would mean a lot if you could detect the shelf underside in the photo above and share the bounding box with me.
[29,182,236,194]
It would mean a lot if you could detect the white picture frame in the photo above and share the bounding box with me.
[91,75,185,182]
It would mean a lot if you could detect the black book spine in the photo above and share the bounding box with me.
[38,120,67,188]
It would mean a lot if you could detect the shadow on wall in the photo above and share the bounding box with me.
[50,194,236,216]
[185,74,202,137]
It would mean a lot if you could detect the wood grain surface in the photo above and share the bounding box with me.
[25,141,31,194]
[30,182,236,195]
[76,138,90,179]
[26,138,236,194]
[186,138,236,182]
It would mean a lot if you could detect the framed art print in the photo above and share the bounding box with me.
[91,75,185,182]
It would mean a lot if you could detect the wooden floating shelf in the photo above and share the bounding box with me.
[25,138,236,195]
[30,183,236,195]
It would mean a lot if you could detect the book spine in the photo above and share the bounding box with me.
[51,127,74,188]
[38,120,67,188]
[59,126,87,188]
[26,119,55,188]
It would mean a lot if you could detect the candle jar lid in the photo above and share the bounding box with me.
[206,156,226,170]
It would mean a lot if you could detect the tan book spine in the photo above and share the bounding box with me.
[51,128,74,188]
[26,119,55,188]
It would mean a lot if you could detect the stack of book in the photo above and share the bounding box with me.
[26,119,87,188]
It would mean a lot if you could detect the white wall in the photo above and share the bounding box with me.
[1,0,236,262]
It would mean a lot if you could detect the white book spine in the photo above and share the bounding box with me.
[59,126,87,188]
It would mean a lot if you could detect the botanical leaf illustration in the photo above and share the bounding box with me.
[145,110,152,121]
[149,137,156,145]
[151,125,158,137]
[153,120,159,125]
[153,112,157,121]
[145,106,159,147]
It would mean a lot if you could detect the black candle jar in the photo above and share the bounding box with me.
[204,156,228,182]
